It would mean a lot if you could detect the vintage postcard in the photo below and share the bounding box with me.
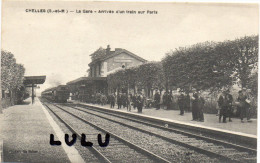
[0,1,258,163]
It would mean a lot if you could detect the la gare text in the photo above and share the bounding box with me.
[50,133,110,147]
[25,9,158,14]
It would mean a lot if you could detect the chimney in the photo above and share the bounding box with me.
[106,45,111,55]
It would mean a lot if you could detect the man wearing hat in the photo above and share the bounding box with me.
[218,91,228,123]
[237,88,252,123]
[136,90,144,113]
[154,89,161,110]
[177,91,185,115]
[225,89,233,122]
[191,92,199,121]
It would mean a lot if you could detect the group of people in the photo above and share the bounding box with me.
[154,90,204,122]
[108,92,145,113]
[154,90,185,110]
[190,92,205,122]
[217,90,233,123]
[177,93,190,115]
[91,88,252,123]
[218,88,251,123]
[91,93,108,105]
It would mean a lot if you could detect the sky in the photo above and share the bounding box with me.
[1,1,259,93]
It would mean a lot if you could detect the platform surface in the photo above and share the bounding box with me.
[74,102,257,136]
[1,98,83,163]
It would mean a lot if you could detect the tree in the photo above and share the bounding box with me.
[162,41,229,92]
[216,35,258,88]
[162,35,258,92]
[247,72,258,97]
[107,62,166,96]
[90,47,106,61]
[136,62,165,96]
[1,50,25,104]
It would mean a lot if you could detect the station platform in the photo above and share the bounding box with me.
[0,113,3,163]
[1,98,84,163]
[72,101,257,136]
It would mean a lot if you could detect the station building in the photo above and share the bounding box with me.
[67,45,146,101]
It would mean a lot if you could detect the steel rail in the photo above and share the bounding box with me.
[45,102,171,163]
[61,104,254,163]
[43,103,112,163]
[69,103,256,155]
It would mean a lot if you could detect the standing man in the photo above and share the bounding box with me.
[110,93,115,108]
[218,91,228,123]
[127,94,132,111]
[132,94,137,110]
[191,92,199,121]
[117,93,122,109]
[218,91,226,123]
[226,90,233,122]
[136,91,144,113]
[166,91,172,110]
[238,89,251,123]
[154,89,161,110]
[162,92,167,109]
[198,93,205,122]
[177,92,185,115]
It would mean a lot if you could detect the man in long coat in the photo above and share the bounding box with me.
[166,91,173,110]
[218,91,229,123]
[110,94,115,108]
[178,93,185,115]
[191,93,199,121]
[198,95,205,122]
[154,90,161,110]
[136,92,144,113]
[225,90,233,122]
[132,94,137,109]
[162,92,167,109]
[117,93,122,109]
[238,89,251,123]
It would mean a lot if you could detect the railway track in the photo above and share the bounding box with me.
[42,100,170,163]
[60,102,257,163]
[41,98,256,163]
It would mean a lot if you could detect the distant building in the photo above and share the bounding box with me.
[88,45,146,77]
[67,45,146,101]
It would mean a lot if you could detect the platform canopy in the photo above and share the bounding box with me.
[24,76,46,85]
[66,77,106,85]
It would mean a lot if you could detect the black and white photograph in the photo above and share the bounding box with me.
[0,1,258,162]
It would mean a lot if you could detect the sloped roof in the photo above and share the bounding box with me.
[89,48,147,66]
[103,49,146,62]
[24,76,46,85]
